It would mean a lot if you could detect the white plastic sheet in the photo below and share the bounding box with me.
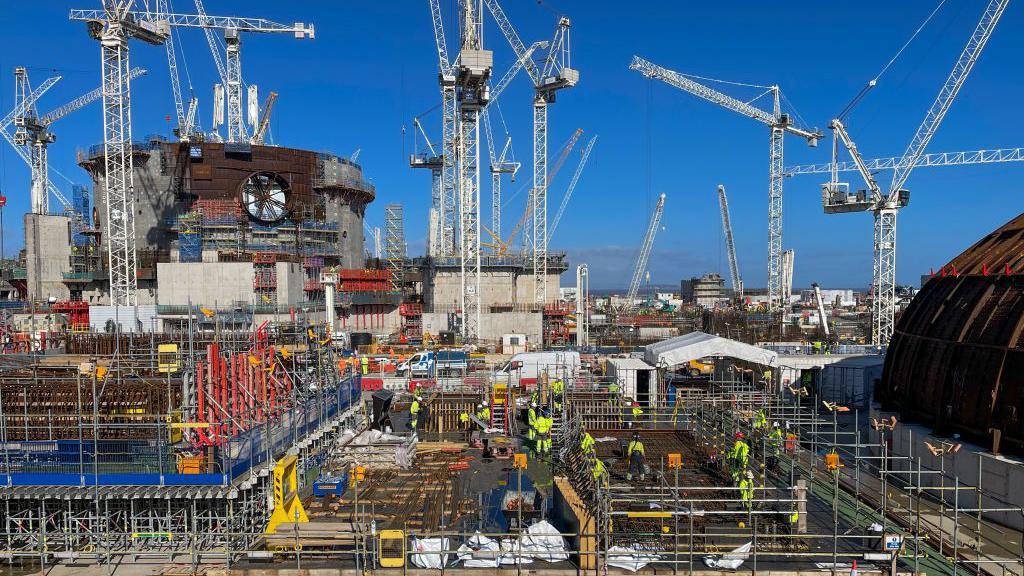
[703,541,751,570]
[457,533,502,568]
[520,520,570,562]
[498,537,534,565]
[410,537,451,569]
[607,545,662,572]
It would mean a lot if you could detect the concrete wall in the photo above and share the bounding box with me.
[427,268,563,308]
[156,262,255,306]
[876,408,1024,531]
[340,305,402,335]
[422,311,543,344]
[24,214,71,302]
[275,261,305,306]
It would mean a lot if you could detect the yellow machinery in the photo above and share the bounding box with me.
[265,455,308,534]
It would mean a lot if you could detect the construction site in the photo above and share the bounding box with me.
[0,1,1023,575]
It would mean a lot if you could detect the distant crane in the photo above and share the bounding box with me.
[7,66,146,214]
[251,91,278,145]
[427,0,458,257]
[484,0,579,304]
[623,193,665,311]
[549,134,597,240]
[630,56,820,313]
[812,282,830,339]
[820,0,1008,345]
[69,1,313,305]
[717,185,742,302]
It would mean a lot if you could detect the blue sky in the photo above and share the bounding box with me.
[1,1,1021,290]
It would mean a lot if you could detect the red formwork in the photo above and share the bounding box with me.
[192,342,294,447]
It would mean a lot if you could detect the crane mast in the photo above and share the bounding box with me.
[624,193,665,310]
[717,185,742,301]
[484,0,578,304]
[630,55,819,313]
[428,0,457,257]
[812,283,830,338]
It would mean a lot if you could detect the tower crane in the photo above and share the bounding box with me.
[427,0,458,257]
[785,147,1024,176]
[69,2,313,306]
[454,0,493,342]
[484,0,579,304]
[409,116,444,256]
[549,134,597,240]
[7,67,146,215]
[72,4,314,144]
[623,193,666,311]
[820,0,1008,345]
[717,185,743,302]
[812,283,830,339]
[630,56,820,313]
[251,91,277,145]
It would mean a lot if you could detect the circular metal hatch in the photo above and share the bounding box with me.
[240,171,290,222]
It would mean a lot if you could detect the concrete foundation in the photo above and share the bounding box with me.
[24,213,71,302]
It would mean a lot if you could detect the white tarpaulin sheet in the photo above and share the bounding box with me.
[519,520,569,562]
[645,331,778,368]
[607,545,662,572]
[498,537,533,565]
[457,533,502,567]
[411,537,451,569]
[703,541,752,570]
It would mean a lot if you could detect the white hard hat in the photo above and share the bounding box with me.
[482,400,489,406]
[773,421,779,428]
[416,396,422,401]
[531,402,537,408]
[477,404,483,409]
[745,470,754,479]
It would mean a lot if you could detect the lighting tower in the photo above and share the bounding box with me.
[484,0,578,304]
[10,67,145,215]
[630,56,820,313]
[821,0,1007,344]
[717,185,743,301]
[623,193,665,310]
[454,0,492,342]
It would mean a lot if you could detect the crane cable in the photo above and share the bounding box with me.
[838,0,948,120]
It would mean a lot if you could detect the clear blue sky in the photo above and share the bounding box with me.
[1,1,1022,290]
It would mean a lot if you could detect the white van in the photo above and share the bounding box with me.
[496,351,581,387]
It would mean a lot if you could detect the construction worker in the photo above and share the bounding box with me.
[526,402,539,441]
[535,413,552,454]
[753,408,768,430]
[728,432,750,483]
[476,402,491,426]
[607,381,620,405]
[626,432,646,481]
[767,422,784,470]
[738,470,755,511]
[360,355,369,375]
[580,431,596,455]
[629,402,644,428]
[592,456,609,489]
[410,395,422,431]
[551,378,564,412]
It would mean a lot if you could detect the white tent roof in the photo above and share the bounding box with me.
[643,331,778,368]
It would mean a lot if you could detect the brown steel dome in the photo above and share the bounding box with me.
[880,212,1024,452]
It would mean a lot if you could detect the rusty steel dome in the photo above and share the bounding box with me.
[881,212,1024,452]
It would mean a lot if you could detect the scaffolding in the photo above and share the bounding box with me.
[384,203,406,293]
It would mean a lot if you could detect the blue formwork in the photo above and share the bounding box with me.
[0,376,361,488]
[179,232,202,262]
